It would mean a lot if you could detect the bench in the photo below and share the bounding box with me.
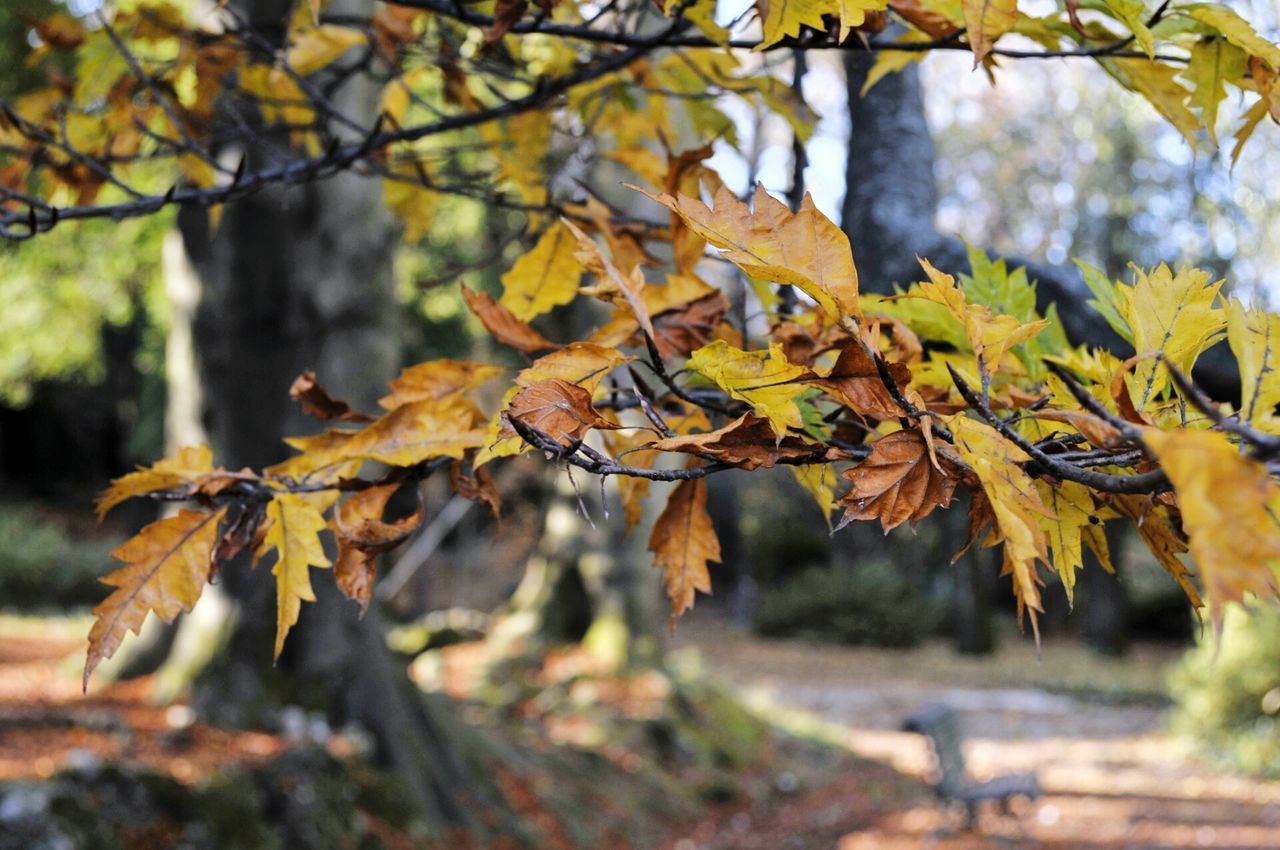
[901,702,1041,828]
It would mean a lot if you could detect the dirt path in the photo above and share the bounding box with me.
[674,619,1280,849]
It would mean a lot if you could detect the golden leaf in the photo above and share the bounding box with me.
[758,0,889,48]
[85,508,226,689]
[379,359,505,410]
[287,25,366,76]
[648,477,721,618]
[267,428,363,483]
[1033,479,1097,604]
[1111,494,1200,608]
[261,493,332,658]
[518,343,631,394]
[634,184,859,321]
[905,259,1048,375]
[499,222,584,321]
[962,0,1018,67]
[1124,264,1225,410]
[688,340,809,437]
[97,445,217,521]
[1227,297,1280,426]
[346,397,488,466]
[949,416,1052,635]
[332,483,422,613]
[1143,428,1280,628]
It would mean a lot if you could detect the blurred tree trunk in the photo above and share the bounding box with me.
[152,0,516,832]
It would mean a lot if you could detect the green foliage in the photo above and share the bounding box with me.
[1169,607,1280,777]
[0,503,116,608]
[755,563,944,648]
[0,215,168,406]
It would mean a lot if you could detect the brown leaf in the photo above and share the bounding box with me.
[650,414,823,471]
[506,379,621,446]
[650,292,730,360]
[837,429,956,533]
[810,343,910,420]
[888,0,961,37]
[85,508,226,690]
[290,370,375,422]
[450,461,501,518]
[772,319,850,367]
[1034,410,1125,450]
[332,484,423,612]
[954,489,996,563]
[462,286,559,353]
[213,503,267,569]
[484,0,528,42]
[648,477,720,619]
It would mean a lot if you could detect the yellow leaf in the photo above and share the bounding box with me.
[85,508,226,689]
[499,222,584,321]
[518,342,632,394]
[346,398,487,466]
[379,359,504,410]
[648,477,721,618]
[286,25,366,76]
[906,259,1047,374]
[267,428,363,483]
[564,220,655,341]
[1227,297,1280,426]
[97,445,216,521]
[1100,58,1201,146]
[1033,479,1097,604]
[1181,5,1280,72]
[962,0,1018,67]
[1111,494,1200,608]
[1144,428,1280,628]
[949,416,1051,634]
[861,31,931,95]
[1124,264,1225,410]
[261,493,332,658]
[758,0,889,48]
[688,340,809,436]
[634,184,860,321]
[1183,37,1247,143]
[790,462,838,529]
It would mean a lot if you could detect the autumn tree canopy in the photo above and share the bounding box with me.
[6,0,1280,685]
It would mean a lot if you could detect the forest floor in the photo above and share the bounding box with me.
[3,614,1279,849]
[670,616,1280,849]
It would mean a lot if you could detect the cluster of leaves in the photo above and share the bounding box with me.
[6,2,1280,683]
[90,153,1280,685]
[1,0,1278,237]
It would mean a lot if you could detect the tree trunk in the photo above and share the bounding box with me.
[157,0,515,831]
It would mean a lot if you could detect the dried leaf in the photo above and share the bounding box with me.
[649,477,720,618]
[650,414,823,470]
[634,184,859,321]
[837,428,956,533]
[462,286,559,353]
[506,379,621,446]
[97,445,217,521]
[346,397,488,466]
[810,342,910,420]
[963,0,1017,67]
[85,508,226,689]
[290,370,374,422]
[379,359,504,410]
[332,483,422,612]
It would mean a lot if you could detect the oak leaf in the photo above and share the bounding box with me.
[1226,297,1280,426]
[267,428,363,483]
[506,379,621,446]
[1111,494,1201,609]
[688,340,809,437]
[1033,479,1098,604]
[290,370,374,422]
[260,493,332,658]
[1143,428,1280,628]
[379,359,504,410]
[97,445,217,521]
[648,477,720,618]
[634,184,859,321]
[346,397,487,466]
[85,508,226,689]
[332,483,423,612]
[810,342,910,420]
[499,221,584,321]
[462,286,559,353]
[949,416,1052,635]
[1123,264,1225,411]
[518,342,631,393]
[962,0,1018,67]
[650,414,823,470]
[837,428,956,533]
[904,259,1047,375]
